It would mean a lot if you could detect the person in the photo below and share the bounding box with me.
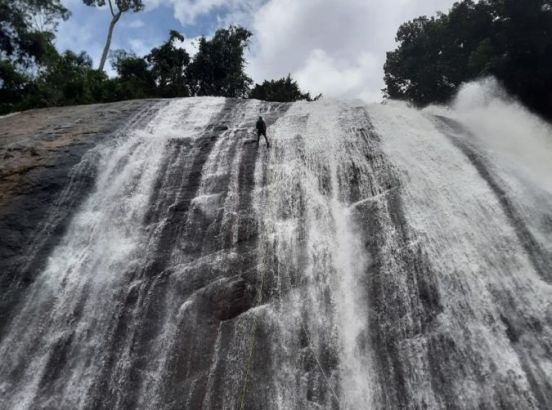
[256,116,270,147]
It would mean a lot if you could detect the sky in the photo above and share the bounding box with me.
[57,0,459,102]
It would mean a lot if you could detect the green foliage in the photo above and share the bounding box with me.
[0,0,70,113]
[0,1,311,114]
[41,50,94,105]
[0,60,29,114]
[110,49,155,99]
[0,0,69,66]
[20,50,112,109]
[187,26,253,98]
[250,75,313,102]
[384,0,552,118]
[1,21,311,115]
[147,30,190,98]
[82,0,144,13]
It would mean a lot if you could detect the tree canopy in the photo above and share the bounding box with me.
[0,0,69,66]
[384,0,552,118]
[250,75,314,102]
[147,30,190,98]
[0,8,315,116]
[187,26,253,98]
[110,49,155,99]
[0,0,70,113]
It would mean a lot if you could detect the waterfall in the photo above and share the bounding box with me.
[0,91,551,409]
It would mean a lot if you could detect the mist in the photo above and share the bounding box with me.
[427,77,552,194]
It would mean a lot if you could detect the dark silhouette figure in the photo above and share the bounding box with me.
[256,116,270,147]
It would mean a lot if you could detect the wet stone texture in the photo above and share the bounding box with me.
[0,98,551,410]
[0,100,165,335]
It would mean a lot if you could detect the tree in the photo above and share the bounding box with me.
[0,0,69,66]
[383,0,552,118]
[83,0,144,72]
[250,75,313,102]
[110,49,154,99]
[0,0,69,114]
[0,60,29,114]
[384,1,495,105]
[146,30,190,97]
[10,49,111,112]
[186,26,252,98]
[485,0,552,116]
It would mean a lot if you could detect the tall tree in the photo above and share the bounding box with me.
[186,26,252,98]
[146,30,190,97]
[83,0,144,72]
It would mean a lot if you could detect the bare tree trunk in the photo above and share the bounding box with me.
[98,11,122,72]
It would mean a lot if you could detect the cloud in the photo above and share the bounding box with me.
[293,49,381,101]
[146,0,460,101]
[144,0,265,25]
[247,0,459,101]
[59,0,460,100]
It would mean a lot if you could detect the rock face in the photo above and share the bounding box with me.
[0,97,551,410]
[0,100,162,334]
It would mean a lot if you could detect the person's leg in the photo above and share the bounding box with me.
[256,131,261,144]
[263,132,270,146]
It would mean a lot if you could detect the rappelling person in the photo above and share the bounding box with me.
[256,116,270,148]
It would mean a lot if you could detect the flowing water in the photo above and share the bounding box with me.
[0,91,551,409]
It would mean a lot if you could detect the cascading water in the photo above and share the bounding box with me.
[0,84,551,409]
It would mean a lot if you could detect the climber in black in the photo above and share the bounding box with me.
[256,116,270,147]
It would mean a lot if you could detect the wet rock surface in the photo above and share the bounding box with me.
[0,100,164,333]
[0,98,551,410]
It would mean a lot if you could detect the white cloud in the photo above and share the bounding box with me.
[144,0,264,25]
[173,0,234,24]
[293,49,381,101]
[247,0,458,101]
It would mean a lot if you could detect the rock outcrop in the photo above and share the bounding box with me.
[0,100,161,332]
